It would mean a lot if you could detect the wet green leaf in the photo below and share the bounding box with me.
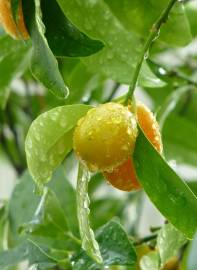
[104,0,192,47]
[41,0,103,57]
[23,0,69,98]
[56,0,164,87]
[157,223,187,266]
[25,104,92,186]
[133,128,197,239]
[23,187,68,237]
[72,220,137,270]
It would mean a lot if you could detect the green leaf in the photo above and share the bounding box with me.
[0,243,28,270]
[185,2,197,37]
[22,187,68,237]
[48,166,79,236]
[27,239,58,269]
[23,0,69,99]
[72,220,137,270]
[40,0,103,57]
[9,171,40,244]
[64,61,105,105]
[157,223,187,266]
[187,231,197,270]
[25,104,92,186]
[140,251,160,270]
[0,36,30,109]
[56,0,164,87]
[163,114,197,167]
[188,182,197,197]
[157,86,189,130]
[77,163,102,264]
[133,128,197,239]
[104,0,192,47]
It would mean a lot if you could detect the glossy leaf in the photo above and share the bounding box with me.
[133,128,197,239]
[77,163,102,264]
[72,220,137,270]
[41,0,103,57]
[104,0,192,47]
[56,0,164,87]
[157,223,186,266]
[23,0,69,98]
[25,104,92,186]
[140,251,160,270]
[23,187,68,237]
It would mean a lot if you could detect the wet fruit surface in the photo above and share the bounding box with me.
[0,0,29,39]
[73,102,138,172]
[104,102,163,191]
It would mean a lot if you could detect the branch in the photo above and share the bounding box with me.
[124,0,178,105]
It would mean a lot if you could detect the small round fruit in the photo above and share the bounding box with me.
[0,0,29,39]
[73,102,138,172]
[104,102,162,191]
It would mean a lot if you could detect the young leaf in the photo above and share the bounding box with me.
[41,0,103,57]
[133,128,197,239]
[72,220,137,270]
[77,163,102,264]
[56,0,164,87]
[22,0,69,99]
[140,251,160,270]
[25,104,92,186]
[157,223,187,266]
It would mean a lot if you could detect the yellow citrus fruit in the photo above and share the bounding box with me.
[104,102,162,191]
[73,102,138,172]
[0,0,29,39]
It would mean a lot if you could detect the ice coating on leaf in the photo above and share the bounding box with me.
[77,163,103,264]
[25,104,92,186]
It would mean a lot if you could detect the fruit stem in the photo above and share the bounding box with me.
[124,0,178,105]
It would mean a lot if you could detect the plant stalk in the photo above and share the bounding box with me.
[124,0,178,105]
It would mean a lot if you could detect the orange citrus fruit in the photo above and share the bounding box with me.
[73,102,138,172]
[0,0,29,39]
[104,102,162,191]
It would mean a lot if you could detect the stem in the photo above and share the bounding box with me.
[76,163,102,264]
[124,0,178,105]
[134,234,158,245]
[105,82,120,103]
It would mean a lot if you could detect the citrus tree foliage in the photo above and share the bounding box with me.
[0,0,197,270]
